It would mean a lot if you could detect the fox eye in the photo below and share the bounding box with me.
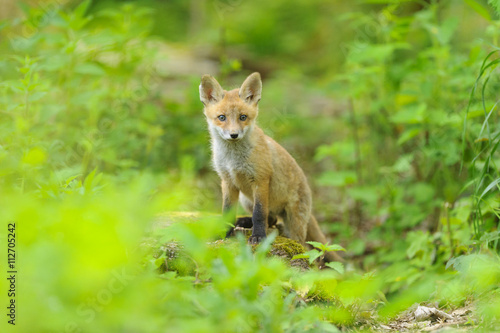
[218,115,226,121]
[240,115,247,121]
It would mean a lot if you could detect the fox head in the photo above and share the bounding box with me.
[199,72,262,142]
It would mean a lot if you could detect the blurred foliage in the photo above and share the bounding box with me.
[0,0,499,332]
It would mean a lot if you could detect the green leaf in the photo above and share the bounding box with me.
[64,175,80,187]
[325,244,346,252]
[83,168,97,193]
[291,253,310,259]
[325,262,345,274]
[349,42,410,63]
[436,17,459,45]
[479,230,500,242]
[489,0,500,16]
[465,0,492,21]
[7,103,21,112]
[22,147,47,165]
[390,103,427,124]
[153,256,166,268]
[28,91,47,102]
[317,170,358,187]
[397,128,421,145]
[73,0,92,19]
[292,249,322,264]
[83,168,103,194]
[306,241,326,251]
[466,109,484,119]
[479,178,500,200]
[347,186,379,204]
[74,63,106,76]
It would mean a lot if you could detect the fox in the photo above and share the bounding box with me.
[200,72,341,262]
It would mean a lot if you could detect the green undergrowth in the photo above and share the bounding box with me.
[0,0,499,332]
[1,171,499,332]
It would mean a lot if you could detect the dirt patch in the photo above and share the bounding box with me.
[376,304,475,332]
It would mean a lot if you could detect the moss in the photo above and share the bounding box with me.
[271,236,306,256]
[148,236,311,275]
[167,255,196,276]
[161,240,240,276]
[307,278,339,303]
[144,214,312,276]
[270,236,310,271]
[141,239,196,276]
[160,242,194,276]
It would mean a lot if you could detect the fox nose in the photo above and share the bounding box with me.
[230,134,238,139]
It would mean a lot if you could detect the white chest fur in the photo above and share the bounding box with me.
[211,134,256,182]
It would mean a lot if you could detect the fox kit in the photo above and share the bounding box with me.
[200,72,339,262]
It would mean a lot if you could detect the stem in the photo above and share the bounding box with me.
[219,26,227,80]
[349,98,362,185]
[349,98,364,226]
[25,90,30,119]
[445,202,454,257]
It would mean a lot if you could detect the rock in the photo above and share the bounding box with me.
[144,213,310,275]
[269,236,310,271]
[142,235,310,276]
[414,306,453,322]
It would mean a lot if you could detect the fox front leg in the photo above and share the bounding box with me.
[248,182,269,244]
[222,179,239,232]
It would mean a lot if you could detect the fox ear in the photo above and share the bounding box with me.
[200,75,224,106]
[239,72,262,105]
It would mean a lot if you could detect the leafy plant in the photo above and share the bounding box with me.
[1,1,500,332]
[293,242,346,274]
[463,48,500,245]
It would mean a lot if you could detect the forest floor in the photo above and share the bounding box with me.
[364,304,475,332]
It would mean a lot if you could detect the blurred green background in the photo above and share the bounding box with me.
[0,0,499,332]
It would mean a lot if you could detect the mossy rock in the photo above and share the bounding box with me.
[143,213,311,275]
[139,238,194,276]
[143,236,310,276]
[162,241,196,276]
[269,236,310,271]
[165,237,309,275]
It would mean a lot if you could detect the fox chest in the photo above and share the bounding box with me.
[213,149,256,192]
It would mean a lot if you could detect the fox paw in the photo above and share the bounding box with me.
[248,235,266,244]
